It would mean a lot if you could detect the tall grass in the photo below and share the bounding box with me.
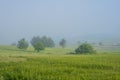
[0,46,120,80]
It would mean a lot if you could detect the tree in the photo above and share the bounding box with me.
[31,36,55,52]
[75,43,95,54]
[41,36,55,47]
[31,36,45,52]
[33,42,45,52]
[17,38,29,50]
[46,37,55,47]
[31,36,41,46]
[99,42,103,46]
[59,39,66,48]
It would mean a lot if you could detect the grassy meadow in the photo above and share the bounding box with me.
[0,45,120,80]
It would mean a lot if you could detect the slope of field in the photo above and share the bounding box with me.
[94,45,120,53]
[0,46,120,80]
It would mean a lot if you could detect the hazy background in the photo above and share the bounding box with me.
[0,0,120,45]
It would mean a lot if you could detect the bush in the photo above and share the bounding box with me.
[75,43,95,54]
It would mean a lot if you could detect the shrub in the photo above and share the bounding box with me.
[75,43,95,54]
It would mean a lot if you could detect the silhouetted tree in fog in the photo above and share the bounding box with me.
[31,36,45,52]
[41,36,55,47]
[59,39,66,48]
[17,38,29,50]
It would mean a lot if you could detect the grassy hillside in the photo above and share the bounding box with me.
[0,46,120,80]
[94,45,120,53]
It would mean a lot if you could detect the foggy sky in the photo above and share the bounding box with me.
[0,0,120,44]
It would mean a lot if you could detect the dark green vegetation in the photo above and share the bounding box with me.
[17,38,29,50]
[59,39,66,48]
[0,46,120,80]
[31,36,55,48]
[33,42,45,52]
[30,36,55,52]
[75,43,95,54]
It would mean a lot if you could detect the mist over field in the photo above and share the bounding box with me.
[0,0,120,45]
[0,1,120,80]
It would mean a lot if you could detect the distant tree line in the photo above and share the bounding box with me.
[16,37,96,54]
[17,36,67,52]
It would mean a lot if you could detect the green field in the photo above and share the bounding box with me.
[0,46,120,80]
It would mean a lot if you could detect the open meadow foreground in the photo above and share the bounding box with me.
[0,46,120,80]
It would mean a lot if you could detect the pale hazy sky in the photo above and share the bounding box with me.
[0,0,120,44]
